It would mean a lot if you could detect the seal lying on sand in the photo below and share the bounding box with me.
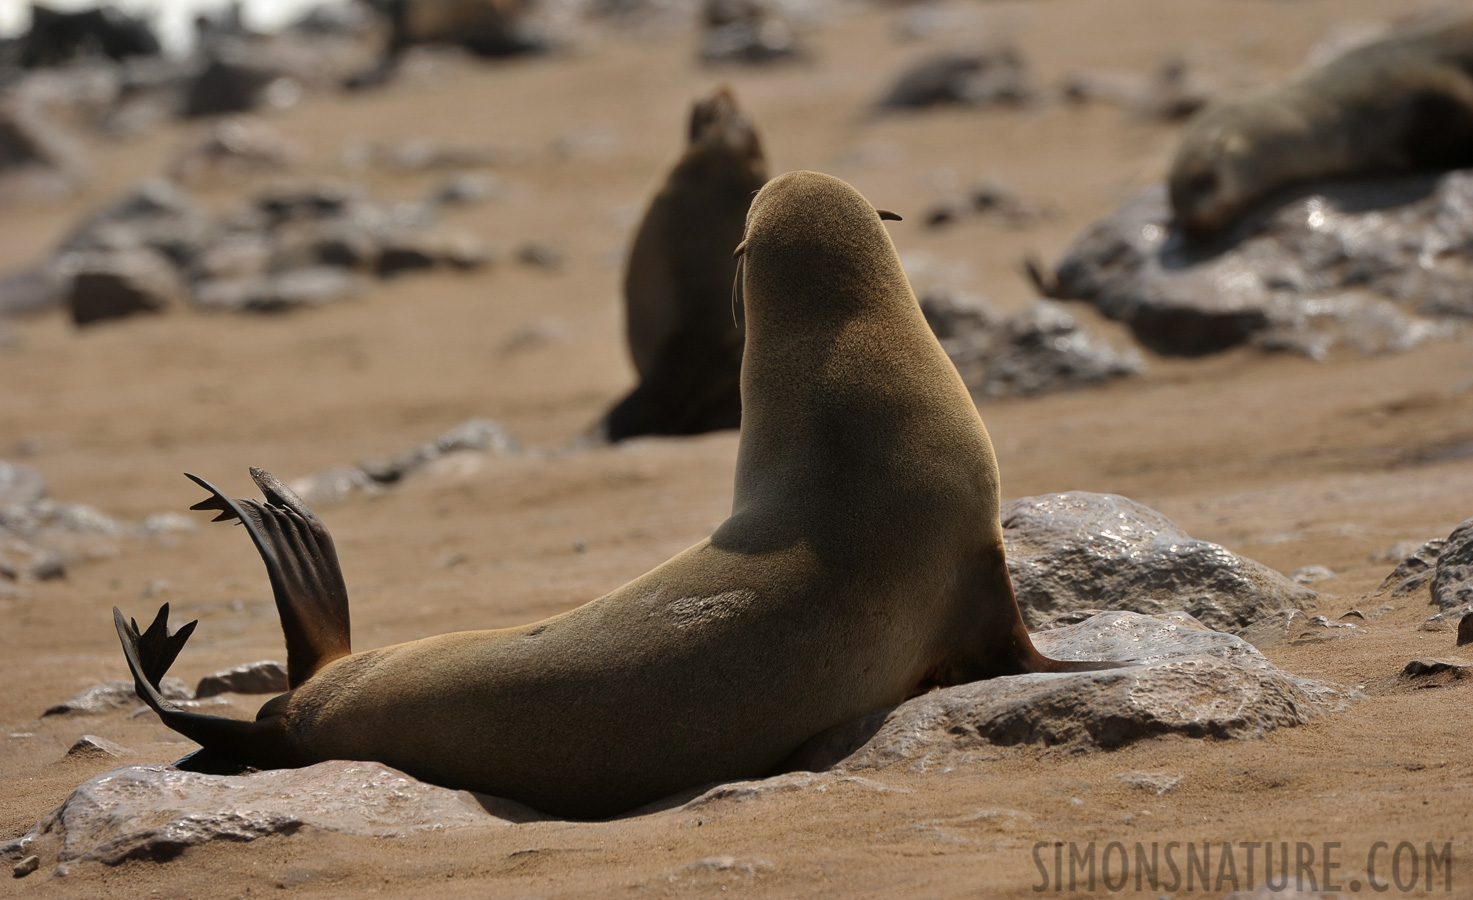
[1169,16,1473,238]
[345,0,548,90]
[115,172,1119,820]
[602,86,768,441]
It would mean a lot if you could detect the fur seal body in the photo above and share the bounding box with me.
[1169,16,1473,237]
[603,87,768,441]
[345,0,547,89]
[116,172,1115,820]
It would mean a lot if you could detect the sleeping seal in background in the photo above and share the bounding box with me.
[345,0,549,90]
[602,86,768,442]
[1169,15,1473,238]
[115,171,1119,820]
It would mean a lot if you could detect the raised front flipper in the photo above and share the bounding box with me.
[186,468,351,686]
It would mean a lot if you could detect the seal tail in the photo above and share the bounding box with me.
[186,468,352,686]
[113,604,297,768]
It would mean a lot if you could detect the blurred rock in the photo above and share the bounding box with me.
[194,661,288,698]
[430,172,506,207]
[344,139,504,172]
[699,0,806,66]
[0,94,89,202]
[181,51,294,118]
[1291,564,1336,584]
[17,6,160,68]
[0,760,518,875]
[60,179,211,270]
[65,250,184,326]
[877,47,1031,110]
[1001,492,1319,632]
[1112,771,1181,795]
[168,117,299,185]
[789,612,1353,772]
[1370,539,1427,565]
[1045,174,1472,357]
[1062,57,1213,122]
[193,268,360,313]
[921,292,1142,399]
[514,241,562,271]
[43,678,192,717]
[923,182,1055,230]
[0,265,70,317]
[1401,658,1471,679]
[65,735,129,759]
[1378,537,1446,596]
[1377,517,1473,613]
[0,461,48,507]
[360,418,520,485]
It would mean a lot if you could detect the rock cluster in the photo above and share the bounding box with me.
[1000,492,1319,633]
[1,460,193,588]
[1377,517,1473,636]
[1043,175,1470,358]
[919,292,1143,399]
[877,47,1032,111]
[699,0,807,64]
[1,177,490,323]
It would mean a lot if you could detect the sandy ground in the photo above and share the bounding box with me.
[2,0,1473,896]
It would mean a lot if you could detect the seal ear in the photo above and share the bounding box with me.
[876,209,902,222]
[731,239,747,259]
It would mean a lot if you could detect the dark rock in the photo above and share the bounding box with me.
[1047,175,1469,358]
[29,555,65,580]
[789,612,1352,772]
[65,735,129,759]
[378,231,491,275]
[12,855,38,878]
[877,47,1031,110]
[65,251,183,326]
[43,678,193,717]
[1401,659,1471,679]
[1430,518,1473,613]
[194,661,288,698]
[18,6,160,68]
[254,181,366,225]
[1378,538,1446,596]
[181,53,289,118]
[0,461,47,507]
[0,760,518,875]
[1002,492,1319,632]
[514,241,562,271]
[1459,611,1473,646]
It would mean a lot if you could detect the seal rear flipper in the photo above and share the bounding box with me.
[186,469,351,686]
[114,605,300,769]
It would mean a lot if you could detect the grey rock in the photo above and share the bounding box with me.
[29,554,65,580]
[345,139,504,173]
[181,53,288,118]
[1291,614,1366,644]
[1111,770,1181,795]
[680,771,909,812]
[514,241,562,271]
[700,19,805,65]
[43,678,193,717]
[923,294,1142,399]
[1430,518,1473,613]
[878,47,1032,110]
[1379,538,1446,596]
[168,117,298,185]
[286,466,380,507]
[192,268,360,313]
[65,735,129,759]
[0,760,515,873]
[0,461,47,506]
[1420,606,1468,633]
[65,251,184,326]
[359,418,520,485]
[1401,659,1471,679]
[1002,492,1318,632]
[684,856,775,874]
[12,855,39,877]
[254,180,367,225]
[430,172,505,207]
[1292,565,1336,584]
[790,612,1352,773]
[60,179,211,270]
[1238,608,1311,650]
[1046,175,1473,358]
[1459,610,1472,646]
[1370,539,1426,565]
[194,661,288,698]
[924,182,1055,230]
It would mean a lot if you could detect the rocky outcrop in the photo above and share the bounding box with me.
[1044,175,1470,358]
[1002,492,1318,633]
[1376,517,1473,635]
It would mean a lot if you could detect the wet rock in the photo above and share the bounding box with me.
[877,47,1032,111]
[790,612,1353,773]
[1002,492,1318,632]
[65,735,130,759]
[194,661,288,698]
[1111,771,1181,795]
[43,678,193,717]
[168,117,299,185]
[0,760,516,874]
[0,461,48,507]
[65,251,184,326]
[1045,174,1473,358]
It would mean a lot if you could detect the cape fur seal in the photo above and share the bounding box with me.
[1169,16,1473,238]
[602,86,768,441]
[345,0,548,90]
[115,171,1117,819]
